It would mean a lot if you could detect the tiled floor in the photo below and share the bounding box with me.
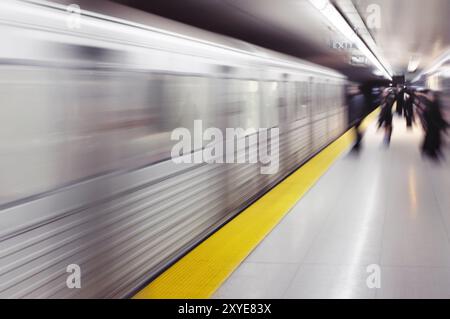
[214,116,450,299]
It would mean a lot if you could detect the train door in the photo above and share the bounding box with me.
[222,73,266,219]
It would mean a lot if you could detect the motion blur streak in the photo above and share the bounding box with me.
[0,0,348,298]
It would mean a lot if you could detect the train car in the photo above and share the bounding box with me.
[0,0,347,298]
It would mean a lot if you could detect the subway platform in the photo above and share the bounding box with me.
[214,116,450,299]
[136,113,450,299]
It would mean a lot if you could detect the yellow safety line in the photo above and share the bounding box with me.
[134,109,379,299]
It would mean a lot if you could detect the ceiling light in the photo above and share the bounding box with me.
[373,69,383,76]
[412,50,450,82]
[407,55,421,73]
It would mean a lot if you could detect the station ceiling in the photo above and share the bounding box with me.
[112,0,450,83]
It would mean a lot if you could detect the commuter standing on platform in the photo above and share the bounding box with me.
[404,88,416,129]
[378,88,395,145]
[418,90,449,159]
[396,86,405,116]
[348,86,367,152]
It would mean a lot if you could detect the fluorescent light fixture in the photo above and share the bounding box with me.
[421,51,450,75]
[412,49,450,82]
[334,0,393,76]
[440,66,450,78]
[308,0,392,80]
[373,69,383,76]
[407,55,421,73]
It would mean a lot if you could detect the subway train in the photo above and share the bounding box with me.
[0,0,347,298]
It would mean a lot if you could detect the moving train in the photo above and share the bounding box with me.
[0,0,347,298]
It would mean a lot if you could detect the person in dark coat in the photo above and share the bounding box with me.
[348,86,367,152]
[404,88,416,129]
[396,87,405,116]
[378,88,395,145]
[418,90,449,159]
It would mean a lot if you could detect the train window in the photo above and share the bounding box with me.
[54,43,126,63]
[313,82,322,115]
[338,85,343,108]
[285,82,296,122]
[261,81,280,128]
[278,82,288,123]
[310,83,315,114]
[338,85,344,109]
[329,84,335,110]
[324,83,329,112]
[295,82,309,120]
[334,84,339,109]
[319,83,324,113]
[295,82,302,120]
[324,83,330,113]
[334,85,338,109]
[0,67,167,205]
[318,83,324,114]
[227,79,260,130]
[162,75,211,133]
[303,82,310,118]
[331,84,337,110]
[326,84,331,111]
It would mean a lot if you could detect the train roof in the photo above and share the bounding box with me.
[28,0,346,79]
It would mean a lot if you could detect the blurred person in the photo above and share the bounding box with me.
[396,86,405,116]
[378,88,395,146]
[348,86,367,152]
[417,90,449,159]
[404,88,416,129]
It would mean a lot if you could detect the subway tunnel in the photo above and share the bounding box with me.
[1,0,450,302]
